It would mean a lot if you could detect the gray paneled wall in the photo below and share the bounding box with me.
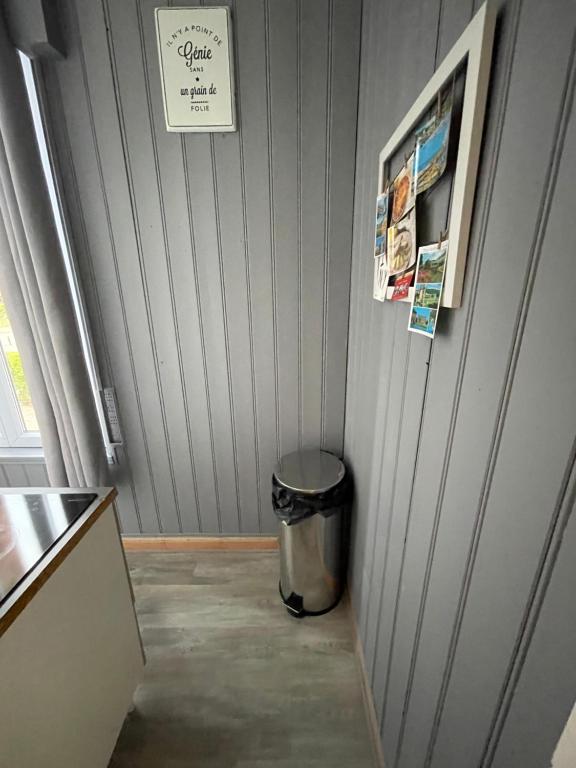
[0,461,49,487]
[39,0,360,534]
[345,0,576,767]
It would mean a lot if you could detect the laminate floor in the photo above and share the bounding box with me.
[109,551,376,768]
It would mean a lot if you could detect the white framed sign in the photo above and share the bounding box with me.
[155,6,236,133]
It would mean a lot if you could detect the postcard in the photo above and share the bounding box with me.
[413,281,443,308]
[374,192,389,258]
[415,243,447,284]
[391,269,414,302]
[373,254,388,302]
[414,109,451,195]
[391,153,415,223]
[409,306,437,336]
[387,209,416,277]
[408,240,448,338]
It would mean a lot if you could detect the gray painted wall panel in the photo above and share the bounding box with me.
[52,0,172,533]
[38,0,360,533]
[300,0,328,451]
[399,5,576,766]
[39,5,145,533]
[322,0,361,453]
[361,310,405,674]
[212,127,262,534]
[431,33,576,765]
[106,0,200,534]
[268,0,299,461]
[0,461,49,487]
[370,337,430,727]
[23,462,50,487]
[346,1,576,767]
[135,5,219,532]
[347,0,391,625]
[2,463,30,486]
[233,0,276,531]
[490,464,576,768]
[183,131,242,533]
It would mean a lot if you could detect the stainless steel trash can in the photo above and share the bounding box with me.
[272,449,350,617]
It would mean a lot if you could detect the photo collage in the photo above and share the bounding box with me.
[373,87,453,336]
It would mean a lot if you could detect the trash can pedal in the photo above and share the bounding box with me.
[279,583,305,618]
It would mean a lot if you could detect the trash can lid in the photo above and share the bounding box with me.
[273,450,345,494]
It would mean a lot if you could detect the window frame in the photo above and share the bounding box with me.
[0,338,42,448]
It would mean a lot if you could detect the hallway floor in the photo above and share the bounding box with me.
[109,551,376,768]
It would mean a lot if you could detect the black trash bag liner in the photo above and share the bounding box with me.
[272,471,352,526]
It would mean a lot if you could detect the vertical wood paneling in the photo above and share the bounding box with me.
[138,0,208,532]
[362,315,409,671]
[0,462,49,487]
[139,0,218,532]
[103,0,194,534]
[323,0,362,452]
[430,28,576,766]
[39,0,360,533]
[41,2,149,534]
[233,0,276,531]
[361,7,442,754]
[346,1,576,768]
[370,337,430,725]
[48,0,168,534]
[23,463,50,487]
[267,0,299,460]
[181,127,241,533]
[489,459,576,768]
[300,0,328,450]
[346,0,388,623]
[401,6,575,768]
[2,464,29,486]
[347,0,392,627]
[211,126,261,534]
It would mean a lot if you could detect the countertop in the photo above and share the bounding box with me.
[0,487,117,636]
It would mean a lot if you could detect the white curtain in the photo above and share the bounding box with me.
[0,17,108,487]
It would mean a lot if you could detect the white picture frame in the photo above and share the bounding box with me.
[378,1,496,308]
[155,6,237,133]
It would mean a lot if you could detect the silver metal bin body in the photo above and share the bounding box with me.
[273,450,350,617]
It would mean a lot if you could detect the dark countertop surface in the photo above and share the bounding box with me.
[0,492,98,606]
[0,487,117,638]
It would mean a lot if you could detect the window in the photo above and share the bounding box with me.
[0,290,41,447]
